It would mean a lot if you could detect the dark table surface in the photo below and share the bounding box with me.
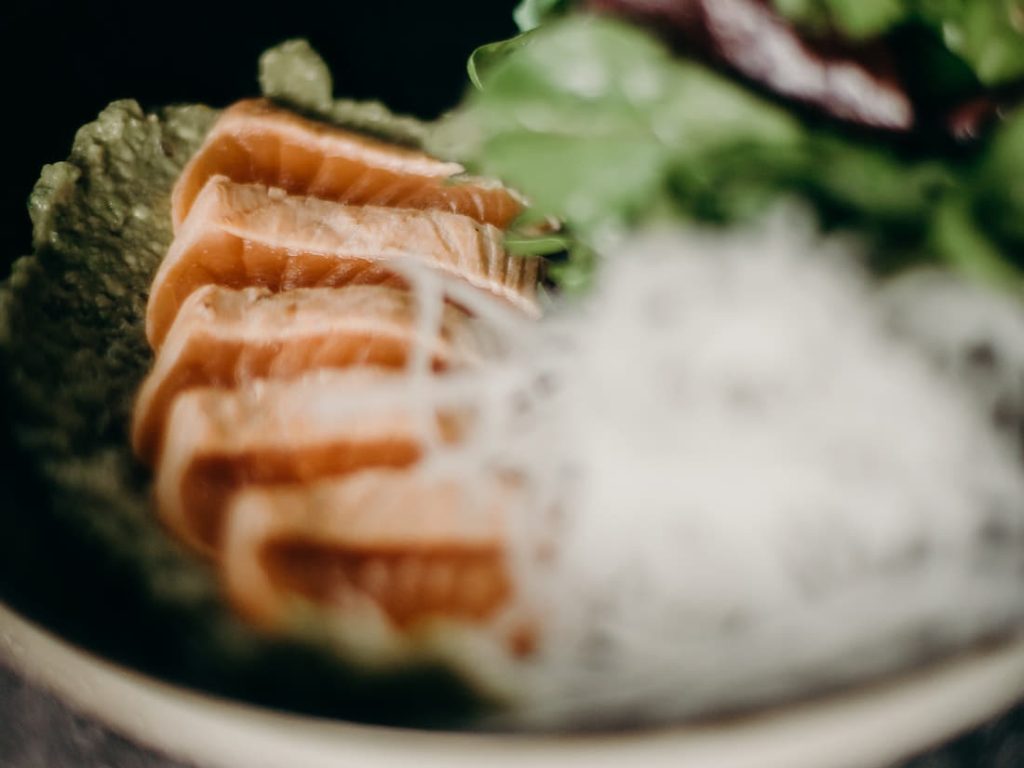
[2,658,1023,768]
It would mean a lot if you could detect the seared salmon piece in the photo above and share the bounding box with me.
[221,469,508,630]
[132,284,478,466]
[172,98,523,230]
[147,176,538,348]
[155,369,458,556]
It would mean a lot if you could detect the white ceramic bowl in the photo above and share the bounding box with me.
[3,601,1024,768]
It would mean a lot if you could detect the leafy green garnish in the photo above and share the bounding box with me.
[513,0,570,31]
[771,0,1024,86]
[935,0,1024,86]
[772,0,913,39]
[468,31,538,90]
[976,107,1024,237]
[931,196,1024,298]
[513,0,1024,88]
[434,18,801,247]
[441,14,1024,293]
[504,233,574,256]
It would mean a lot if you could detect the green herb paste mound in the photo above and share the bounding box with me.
[0,40,485,727]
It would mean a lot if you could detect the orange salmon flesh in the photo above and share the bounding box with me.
[222,469,508,629]
[135,100,540,641]
[155,369,462,556]
[147,176,538,349]
[133,284,479,465]
[172,98,524,231]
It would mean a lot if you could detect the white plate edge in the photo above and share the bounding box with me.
[3,601,1024,768]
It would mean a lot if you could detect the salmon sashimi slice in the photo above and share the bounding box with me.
[221,469,508,630]
[172,98,523,231]
[155,369,458,556]
[147,176,539,348]
[132,284,479,466]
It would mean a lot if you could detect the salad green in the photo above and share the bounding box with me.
[774,0,1024,86]
[436,9,1024,294]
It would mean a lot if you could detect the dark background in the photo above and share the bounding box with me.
[0,0,518,278]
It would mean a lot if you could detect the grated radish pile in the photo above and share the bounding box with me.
[346,214,1024,726]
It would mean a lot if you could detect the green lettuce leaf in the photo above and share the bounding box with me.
[973,107,1024,261]
[920,0,1024,86]
[467,31,538,90]
[773,0,908,39]
[433,17,802,254]
[771,0,1024,86]
[438,15,1012,287]
[513,0,569,31]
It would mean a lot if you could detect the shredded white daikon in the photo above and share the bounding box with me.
[380,215,1024,727]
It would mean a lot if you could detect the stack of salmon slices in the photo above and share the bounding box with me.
[132,99,538,637]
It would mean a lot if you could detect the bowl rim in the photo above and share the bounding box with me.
[3,600,1024,768]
